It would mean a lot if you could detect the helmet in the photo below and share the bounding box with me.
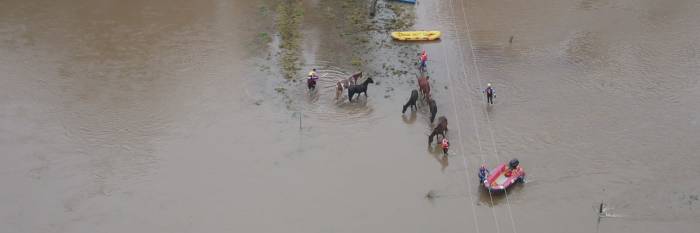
[487,83,491,87]
[509,158,519,169]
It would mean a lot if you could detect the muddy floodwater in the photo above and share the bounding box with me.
[1,0,699,232]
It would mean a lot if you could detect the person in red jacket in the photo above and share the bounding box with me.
[419,50,428,72]
[440,137,449,156]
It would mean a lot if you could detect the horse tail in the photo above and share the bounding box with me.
[430,112,436,123]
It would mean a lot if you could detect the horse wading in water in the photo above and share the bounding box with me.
[336,72,363,100]
[417,76,431,100]
[428,98,437,123]
[348,77,374,102]
[428,116,448,145]
[402,89,419,114]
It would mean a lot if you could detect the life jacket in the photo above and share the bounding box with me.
[440,139,449,149]
[420,54,427,62]
[505,165,519,177]
[485,87,493,95]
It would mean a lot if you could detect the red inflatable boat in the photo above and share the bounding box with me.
[480,159,525,192]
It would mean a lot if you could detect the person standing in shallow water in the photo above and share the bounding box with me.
[308,68,318,79]
[440,137,449,157]
[484,83,495,104]
[419,50,428,72]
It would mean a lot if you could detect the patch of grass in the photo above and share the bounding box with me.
[346,1,371,33]
[246,3,275,55]
[258,5,269,17]
[275,0,304,79]
[351,57,363,67]
[258,32,272,44]
[386,3,415,30]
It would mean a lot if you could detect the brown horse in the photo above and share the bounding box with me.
[417,75,431,100]
[428,116,448,145]
[336,72,363,100]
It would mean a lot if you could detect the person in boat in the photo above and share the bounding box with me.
[478,164,489,183]
[484,83,495,104]
[440,137,449,156]
[419,50,428,72]
[504,158,520,177]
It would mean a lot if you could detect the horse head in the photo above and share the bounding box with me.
[364,77,374,86]
[352,72,363,79]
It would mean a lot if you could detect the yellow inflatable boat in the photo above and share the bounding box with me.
[391,31,442,41]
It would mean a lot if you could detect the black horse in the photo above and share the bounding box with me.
[428,116,448,145]
[428,98,437,123]
[348,77,374,102]
[402,89,419,113]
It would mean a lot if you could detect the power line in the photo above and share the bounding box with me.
[452,0,520,232]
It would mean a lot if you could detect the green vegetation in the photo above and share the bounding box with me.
[275,0,304,79]
[386,3,415,30]
[351,57,363,67]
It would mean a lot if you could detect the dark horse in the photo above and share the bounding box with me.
[428,116,448,145]
[417,76,431,100]
[336,72,363,100]
[348,77,374,102]
[402,89,419,113]
[428,98,437,123]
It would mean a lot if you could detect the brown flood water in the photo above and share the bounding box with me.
[1,0,699,232]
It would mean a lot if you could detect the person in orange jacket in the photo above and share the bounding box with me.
[440,137,449,156]
[419,50,428,72]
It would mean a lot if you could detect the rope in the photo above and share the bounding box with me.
[440,37,491,233]
[453,0,520,232]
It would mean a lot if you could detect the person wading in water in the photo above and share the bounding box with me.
[440,137,450,157]
[484,83,495,104]
[419,50,428,73]
[307,68,319,90]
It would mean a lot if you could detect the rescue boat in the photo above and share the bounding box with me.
[480,159,525,192]
[391,31,442,41]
